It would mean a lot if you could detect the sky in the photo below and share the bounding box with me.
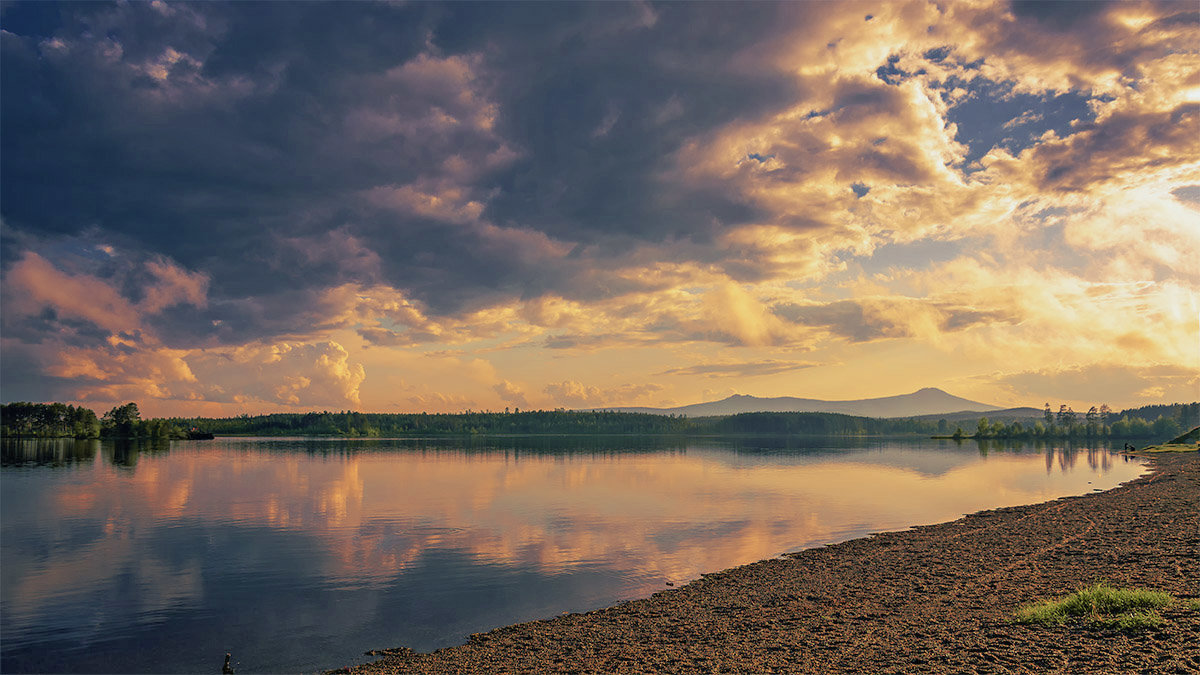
[1,0,1197,417]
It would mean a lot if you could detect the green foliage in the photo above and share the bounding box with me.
[699,411,935,435]
[1013,583,1174,629]
[5,400,1197,441]
[1096,610,1165,630]
[98,403,184,439]
[101,402,142,437]
[1167,426,1199,445]
[172,409,952,437]
[1121,402,1200,427]
[170,409,697,437]
[1134,443,1198,453]
[956,402,1195,441]
[1,402,100,438]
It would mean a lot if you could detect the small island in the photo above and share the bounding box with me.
[0,401,212,440]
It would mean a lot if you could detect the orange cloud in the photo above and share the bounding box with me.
[4,252,140,332]
[544,380,665,408]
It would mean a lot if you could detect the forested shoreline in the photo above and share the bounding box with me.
[1,402,183,440]
[940,402,1197,441]
[3,401,1196,441]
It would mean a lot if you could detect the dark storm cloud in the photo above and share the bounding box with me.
[1031,104,1200,192]
[460,2,802,245]
[1,0,803,343]
[1,1,1193,413]
[1145,9,1200,29]
[1009,1,1117,31]
[4,3,469,297]
[0,342,81,401]
[960,0,1195,89]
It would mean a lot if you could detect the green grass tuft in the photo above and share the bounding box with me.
[1013,583,1174,629]
[1095,610,1165,630]
[1135,443,1199,453]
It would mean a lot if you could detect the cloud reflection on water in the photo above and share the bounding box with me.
[0,438,1145,671]
[22,441,1138,591]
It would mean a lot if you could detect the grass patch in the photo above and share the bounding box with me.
[1134,443,1198,453]
[1166,426,1199,445]
[1095,610,1165,630]
[1013,583,1175,629]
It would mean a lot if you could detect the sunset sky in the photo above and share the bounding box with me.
[2,0,1197,417]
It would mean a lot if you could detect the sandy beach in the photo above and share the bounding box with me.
[338,452,1199,674]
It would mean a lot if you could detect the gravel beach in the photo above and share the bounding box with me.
[339,452,1199,674]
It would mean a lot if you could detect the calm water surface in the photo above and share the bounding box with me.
[1,436,1146,673]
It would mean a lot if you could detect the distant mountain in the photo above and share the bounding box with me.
[904,407,1046,423]
[596,387,1004,418]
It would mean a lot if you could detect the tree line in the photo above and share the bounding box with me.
[169,409,695,437]
[2,402,184,439]
[3,400,1196,440]
[0,402,100,438]
[948,402,1198,440]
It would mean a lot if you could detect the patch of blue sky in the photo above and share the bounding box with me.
[857,238,965,277]
[371,316,409,332]
[1004,206,1096,276]
[875,54,917,86]
[942,78,1096,166]
[785,238,969,299]
[923,46,952,63]
[1024,218,1069,255]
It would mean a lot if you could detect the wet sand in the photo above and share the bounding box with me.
[339,453,1199,674]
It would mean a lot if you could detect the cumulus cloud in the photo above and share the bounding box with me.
[139,258,210,313]
[1,247,208,357]
[2,1,1196,412]
[188,341,366,407]
[492,380,530,409]
[0,247,367,410]
[3,252,142,333]
[544,381,665,408]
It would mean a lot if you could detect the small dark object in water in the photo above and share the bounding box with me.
[364,647,415,658]
[222,653,234,674]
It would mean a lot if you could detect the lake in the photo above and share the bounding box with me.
[1,436,1147,674]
